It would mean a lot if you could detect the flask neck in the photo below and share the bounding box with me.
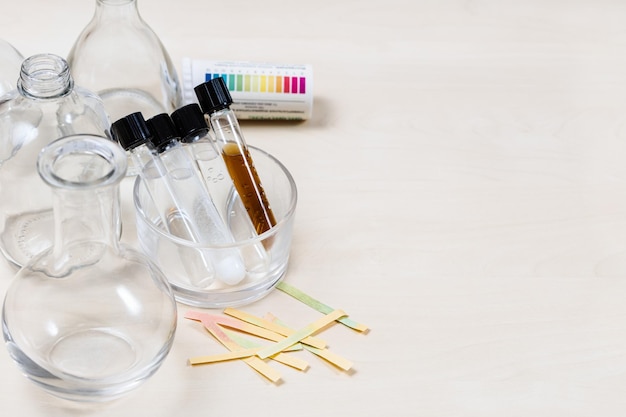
[17,54,73,99]
[37,135,127,276]
[50,179,121,251]
[95,0,139,20]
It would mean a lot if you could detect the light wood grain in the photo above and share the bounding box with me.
[2,1,626,416]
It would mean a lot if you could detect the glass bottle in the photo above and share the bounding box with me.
[194,77,277,237]
[67,0,183,122]
[0,39,23,97]
[2,134,177,402]
[0,53,111,269]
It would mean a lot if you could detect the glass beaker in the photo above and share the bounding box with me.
[134,145,297,308]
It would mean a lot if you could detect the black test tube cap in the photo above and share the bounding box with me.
[194,77,233,115]
[110,112,151,151]
[171,103,209,143]
[146,113,179,153]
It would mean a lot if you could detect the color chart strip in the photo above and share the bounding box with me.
[182,59,313,119]
[205,73,307,94]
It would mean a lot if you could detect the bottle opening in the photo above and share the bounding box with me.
[38,135,127,189]
[18,53,73,99]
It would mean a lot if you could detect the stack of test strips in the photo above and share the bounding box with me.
[185,282,369,383]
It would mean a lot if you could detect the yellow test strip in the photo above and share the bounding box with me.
[267,352,309,371]
[302,346,353,371]
[265,313,354,372]
[256,310,347,359]
[223,328,308,371]
[189,347,308,371]
[186,313,281,383]
[223,308,327,349]
[189,348,260,365]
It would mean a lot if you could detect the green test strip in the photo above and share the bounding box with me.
[276,282,369,333]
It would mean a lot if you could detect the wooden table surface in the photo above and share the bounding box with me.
[3,1,626,415]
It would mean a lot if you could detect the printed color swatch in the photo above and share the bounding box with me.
[205,73,307,94]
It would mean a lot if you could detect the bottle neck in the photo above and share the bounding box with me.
[37,136,127,276]
[17,54,73,99]
[95,0,139,20]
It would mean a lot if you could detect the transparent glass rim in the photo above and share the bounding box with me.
[132,145,298,249]
[17,53,73,99]
[37,134,128,190]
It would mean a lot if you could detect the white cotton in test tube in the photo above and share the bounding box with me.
[194,203,247,286]
[212,252,247,285]
[181,59,313,121]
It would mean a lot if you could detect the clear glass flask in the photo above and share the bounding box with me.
[2,134,177,402]
[0,53,111,268]
[67,0,182,122]
[0,39,23,97]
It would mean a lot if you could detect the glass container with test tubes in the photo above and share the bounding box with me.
[132,141,297,308]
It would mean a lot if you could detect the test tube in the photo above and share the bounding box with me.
[112,113,216,288]
[194,77,277,238]
[146,113,246,286]
[171,103,270,276]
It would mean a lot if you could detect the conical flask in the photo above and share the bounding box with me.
[67,0,183,122]
[0,39,23,97]
[2,134,178,402]
[0,53,111,268]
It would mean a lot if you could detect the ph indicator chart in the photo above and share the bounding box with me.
[183,59,313,120]
[207,71,307,95]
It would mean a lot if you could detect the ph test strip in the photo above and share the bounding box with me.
[182,59,313,120]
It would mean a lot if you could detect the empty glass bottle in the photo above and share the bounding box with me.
[0,39,23,97]
[2,134,177,402]
[67,0,183,122]
[0,53,110,268]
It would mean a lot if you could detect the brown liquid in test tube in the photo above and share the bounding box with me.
[221,142,276,235]
[194,77,278,241]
